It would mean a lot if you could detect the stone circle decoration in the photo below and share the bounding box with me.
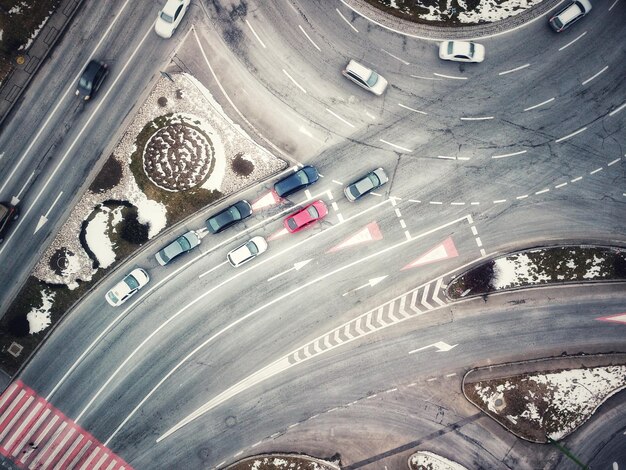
[143,122,214,191]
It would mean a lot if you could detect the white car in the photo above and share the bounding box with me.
[155,0,190,39]
[342,60,388,96]
[105,268,150,307]
[438,41,485,63]
[549,0,592,32]
[227,236,268,267]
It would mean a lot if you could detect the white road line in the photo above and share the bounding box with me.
[555,127,587,143]
[492,150,527,159]
[411,75,444,81]
[470,201,480,205]
[0,0,134,196]
[493,199,506,204]
[445,373,457,378]
[394,208,402,217]
[590,167,603,175]
[331,202,339,211]
[404,230,411,240]
[288,423,299,428]
[429,201,442,205]
[199,261,228,279]
[14,171,35,202]
[608,158,621,166]
[326,108,355,128]
[398,103,427,115]
[523,97,555,111]
[582,65,608,85]
[516,195,528,199]
[336,8,358,32]
[433,72,467,80]
[535,188,549,195]
[451,202,465,206]
[369,192,382,197]
[437,155,455,160]
[44,191,64,218]
[471,226,478,236]
[245,20,266,48]
[331,180,343,185]
[381,49,410,65]
[409,199,421,203]
[555,182,568,189]
[558,31,586,51]
[400,220,406,229]
[427,377,437,382]
[609,102,626,116]
[337,213,345,223]
[460,116,494,121]
[379,139,412,152]
[571,176,583,183]
[498,63,530,75]
[608,0,619,10]
[475,237,483,248]
[305,189,312,199]
[298,25,321,51]
[480,248,486,257]
[282,69,306,93]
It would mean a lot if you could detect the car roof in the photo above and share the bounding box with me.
[83,60,102,79]
[346,60,372,81]
[162,0,183,15]
[452,41,471,56]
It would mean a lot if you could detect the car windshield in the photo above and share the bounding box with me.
[125,274,140,290]
[447,42,454,54]
[287,218,298,230]
[79,76,93,90]
[107,291,119,303]
[229,206,241,219]
[307,206,319,219]
[177,236,191,251]
[160,11,175,23]
[365,71,379,88]
[0,205,7,219]
[469,43,475,56]
[247,241,259,255]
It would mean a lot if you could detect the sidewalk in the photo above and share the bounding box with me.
[0,0,83,130]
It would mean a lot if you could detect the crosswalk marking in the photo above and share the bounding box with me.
[0,380,132,469]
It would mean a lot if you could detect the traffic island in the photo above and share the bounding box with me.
[408,451,467,470]
[446,245,626,300]
[462,354,626,442]
[223,454,339,470]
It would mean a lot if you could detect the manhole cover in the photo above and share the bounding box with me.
[56,256,69,270]
[225,416,237,427]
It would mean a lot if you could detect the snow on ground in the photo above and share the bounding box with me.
[26,289,55,334]
[85,207,116,269]
[493,252,549,288]
[19,15,50,51]
[409,451,467,470]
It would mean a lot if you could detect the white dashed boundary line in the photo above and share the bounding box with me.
[282,69,306,94]
[433,73,467,80]
[524,97,555,111]
[558,31,586,51]
[379,139,412,153]
[245,20,266,48]
[582,66,608,86]
[298,24,321,51]
[325,108,355,128]
[555,127,587,143]
[498,63,530,76]
[398,103,428,115]
[336,8,358,32]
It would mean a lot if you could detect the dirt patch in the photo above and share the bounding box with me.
[231,152,254,177]
[89,155,122,193]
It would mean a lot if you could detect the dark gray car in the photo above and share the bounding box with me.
[274,166,319,198]
[206,200,252,234]
[76,60,108,100]
[155,230,200,266]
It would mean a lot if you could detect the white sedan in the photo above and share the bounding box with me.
[438,40,485,63]
[105,268,150,307]
[155,0,190,39]
[227,236,268,267]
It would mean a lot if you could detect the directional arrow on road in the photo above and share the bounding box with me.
[34,191,63,234]
[342,276,388,296]
[267,259,313,282]
[408,341,458,354]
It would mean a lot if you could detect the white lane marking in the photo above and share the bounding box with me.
[410,74,444,81]
[282,69,307,93]
[582,65,608,85]
[288,423,299,428]
[437,155,455,160]
[475,237,483,247]
[245,19,266,48]
[381,49,410,65]
[608,0,619,11]
[251,441,262,448]
[326,108,355,128]
[516,195,528,199]
[555,127,587,143]
[451,202,465,206]
[331,180,343,185]
[535,188,549,195]
[336,8,358,32]
[198,261,228,279]
[571,176,583,183]
[493,199,506,204]
[524,97,555,111]
[445,373,457,378]
[404,230,411,240]
[398,103,428,115]
[0,0,134,196]
[433,72,467,80]
[555,182,568,189]
[498,63,530,75]
[608,158,621,166]
[429,201,443,205]
[609,102,626,116]
[471,226,478,236]
[470,201,480,205]
[379,139,412,152]
[409,199,420,203]
[298,24,321,51]
[558,31,586,51]
[34,191,63,233]
[460,116,494,121]
[305,189,313,199]
[331,202,339,211]
[427,377,437,382]
[492,150,527,159]
[400,219,406,228]
[365,111,376,120]
[590,167,603,175]
[14,171,35,203]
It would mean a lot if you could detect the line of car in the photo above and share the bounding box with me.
[105,165,389,306]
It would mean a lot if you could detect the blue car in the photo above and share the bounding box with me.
[274,166,319,198]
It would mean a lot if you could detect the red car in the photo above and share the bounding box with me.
[284,200,328,233]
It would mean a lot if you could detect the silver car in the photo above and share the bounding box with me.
[438,41,485,63]
[227,236,268,267]
[549,0,592,32]
[105,268,150,307]
[344,168,389,202]
[342,60,388,96]
[155,230,200,266]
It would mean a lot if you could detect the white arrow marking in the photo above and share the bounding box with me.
[12,171,35,206]
[409,341,458,354]
[34,191,63,234]
[342,276,387,296]
[267,259,313,282]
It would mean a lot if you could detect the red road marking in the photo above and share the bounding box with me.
[327,222,382,253]
[268,227,290,241]
[402,236,459,270]
[596,313,626,324]
[0,380,132,469]
[251,190,281,211]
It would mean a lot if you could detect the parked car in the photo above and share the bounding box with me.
[438,40,485,63]
[155,0,191,38]
[0,202,19,243]
[549,0,592,32]
[206,200,252,234]
[284,200,328,233]
[227,236,268,267]
[274,165,319,198]
[155,230,200,266]
[344,168,388,202]
[342,60,388,96]
[75,60,108,100]
[105,268,149,307]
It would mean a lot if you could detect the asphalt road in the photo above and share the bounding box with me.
[1,0,625,469]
